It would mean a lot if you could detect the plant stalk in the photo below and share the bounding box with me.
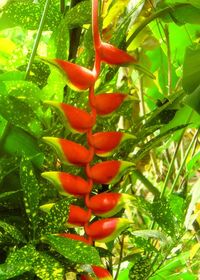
[25,0,51,79]
[169,129,199,195]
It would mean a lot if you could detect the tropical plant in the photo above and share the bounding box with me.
[0,0,200,279]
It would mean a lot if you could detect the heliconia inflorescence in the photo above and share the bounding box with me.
[42,0,136,278]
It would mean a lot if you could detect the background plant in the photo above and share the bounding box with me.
[0,0,200,279]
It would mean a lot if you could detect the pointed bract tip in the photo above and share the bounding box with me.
[39,203,55,213]
[43,100,61,109]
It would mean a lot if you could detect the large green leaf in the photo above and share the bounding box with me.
[0,0,61,31]
[131,230,168,244]
[183,46,200,93]
[184,85,200,115]
[2,126,44,168]
[43,234,101,265]
[161,4,200,25]
[0,93,43,136]
[20,157,40,229]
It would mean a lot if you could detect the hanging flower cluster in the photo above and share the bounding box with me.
[42,0,136,278]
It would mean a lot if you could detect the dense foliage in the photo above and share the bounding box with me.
[0,0,200,279]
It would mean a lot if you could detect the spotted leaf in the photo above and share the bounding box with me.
[20,157,40,229]
[43,234,101,265]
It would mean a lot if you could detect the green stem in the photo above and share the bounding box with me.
[160,132,183,198]
[114,235,125,280]
[132,170,160,197]
[126,3,190,47]
[60,0,65,14]
[25,0,51,79]
[169,129,199,195]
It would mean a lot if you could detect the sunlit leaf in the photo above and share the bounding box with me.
[2,126,44,168]
[43,234,101,265]
[0,0,61,31]
[183,46,200,93]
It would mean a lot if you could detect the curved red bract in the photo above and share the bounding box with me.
[91,93,126,115]
[60,103,95,133]
[67,205,91,227]
[86,161,121,184]
[85,193,121,215]
[59,172,92,196]
[84,218,118,241]
[89,131,123,154]
[55,59,95,90]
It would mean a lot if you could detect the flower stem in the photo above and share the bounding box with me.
[169,129,199,195]
[25,0,51,79]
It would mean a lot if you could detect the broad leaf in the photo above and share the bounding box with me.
[2,126,44,168]
[0,0,61,31]
[0,94,43,136]
[131,230,168,245]
[43,234,101,265]
[183,46,200,93]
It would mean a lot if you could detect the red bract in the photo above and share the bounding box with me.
[86,160,134,184]
[43,137,93,166]
[58,233,91,245]
[85,193,135,217]
[44,101,95,134]
[54,59,95,91]
[90,93,126,115]
[41,171,92,197]
[67,205,91,227]
[97,42,136,65]
[88,131,135,156]
[81,265,113,280]
[84,218,131,243]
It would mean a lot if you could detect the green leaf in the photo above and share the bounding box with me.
[0,191,21,209]
[34,252,64,280]
[64,1,91,29]
[183,46,200,93]
[169,194,186,226]
[41,63,66,102]
[161,5,200,25]
[185,178,200,229]
[42,198,72,234]
[0,0,61,31]
[0,245,37,279]
[2,126,44,168]
[0,71,25,81]
[131,230,168,245]
[0,246,64,280]
[43,234,101,265]
[146,198,176,236]
[20,157,40,228]
[0,220,26,244]
[0,94,43,137]
[0,155,18,184]
[184,84,200,115]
